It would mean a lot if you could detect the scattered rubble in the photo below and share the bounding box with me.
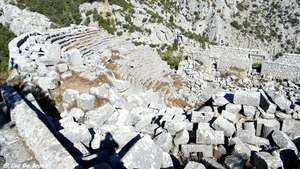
[0,25,300,169]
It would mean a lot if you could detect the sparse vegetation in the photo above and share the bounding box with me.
[0,23,16,85]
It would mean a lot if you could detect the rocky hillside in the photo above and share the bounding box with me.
[1,0,299,61]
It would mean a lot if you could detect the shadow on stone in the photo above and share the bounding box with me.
[279,149,300,169]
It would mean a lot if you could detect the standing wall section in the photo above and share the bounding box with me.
[261,61,300,80]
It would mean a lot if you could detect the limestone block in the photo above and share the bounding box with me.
[221,110,238,123]
[63,89,79,104]
[256,119,280,138]
[116,109,133,126]
[234,90,260,106]
[251,152,283,169]
[236,129,256,145]
[45,44,61,62]
[191,106,213,123]
[224,154,245,169]
[36,77,57,90]
[212,95,229,106]
[121,135,163,169]
[201,157,225,169]
[271,130,298,154]
[76,93,95,111]
[161,152,174,169]
[84,103,115,130]
[275,111,292,119]
[153,132,173,152]
[174,129,189,146]
[255,137,270,146]
[281,119,300,139]
[264,89,291,111]
[108,88,123,108]
[225,103,242,114]
[67,49,83,66]
[181,144,213,158]
[89,83,110,98]
[196,130,224,145]
[213,145,227,160]
[56,63,69,73]
[229,137,251,160]
[259,89,277,114]
[184,161,206,169]
[67,108,84,121]
[212,116,236,137]
[59,123,92,147]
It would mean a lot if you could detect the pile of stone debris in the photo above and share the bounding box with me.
[0,25,300,169]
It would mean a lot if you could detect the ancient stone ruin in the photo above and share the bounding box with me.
[1,25,300,169]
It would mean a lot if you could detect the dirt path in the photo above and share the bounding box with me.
[101,0,109,18]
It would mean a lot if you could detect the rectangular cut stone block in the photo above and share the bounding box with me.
[256,119,280,138]
[259,89,277,114]
[67,49,83,66]
[63,89,79,104]
[76,93,95,111]
[212,116,236,137]
[45,44,61,61]
[196,130,224,145]
[264,89,291,111]
[251,152,283,169]
[181,144,213,158]
[234,90,260,106]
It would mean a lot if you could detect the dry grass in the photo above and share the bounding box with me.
[95,97,110,108]
[230,66,245,72]
[153,81,169,92]
[60,71,112,93]
[168,98,190,107]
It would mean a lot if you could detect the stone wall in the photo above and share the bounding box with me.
[217,55,250,72]
[261,61,300,80]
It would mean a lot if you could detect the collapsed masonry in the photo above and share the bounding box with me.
[1,25,300,169]
[191,46,300,80]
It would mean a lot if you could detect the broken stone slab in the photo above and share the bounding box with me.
[59,123,92,147]
[161,152,175,169]
[56,63,69,73]
[201,157,225,169]
[281,119,300,139]
[271,130,298,154]
[36,77,58,90]
[76,93,95,111]
[224,154,245,169]
[63,89,79,104]
[191,106,214,123]
[251,151,283,169]
[196,129,224,145]
[184,161,206,169]
[256,119,280,138]
[225,103,242,114]
[221,110,238,123]
[233,90,260,106]
[67,49,83,66]
[181,144,213,158]
[259,89,277,114]
[257,106,275,119]
[212,95,229,106]
[120,135,163,169]
[63,107,84,122]
[213,145,227,160]
[115,109,133,126]
[228,137,251,160]
[212,116,236,137]
[264,89,291,111]
[275,111,292,119]
[0,86,81,169]
[153,132,173,152]
[174,129,189,147]
[242,105,256,117]
[84,103,115,130]
[89,83,110,99]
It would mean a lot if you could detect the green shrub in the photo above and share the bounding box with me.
[230,20,242,30]
[0,23,15,84]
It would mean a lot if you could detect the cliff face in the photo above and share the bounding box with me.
[1,0,299,56]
